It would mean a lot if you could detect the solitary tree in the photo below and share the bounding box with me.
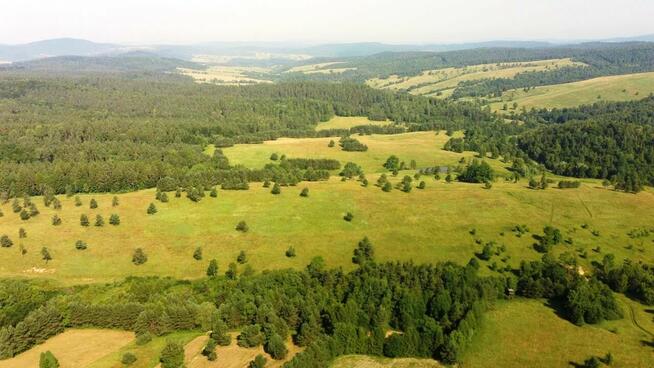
[382,182,393,192]
[75,240,88,250]
[132,248,148,265]
[0,235,13,248]
[52,198,62,210]
[121,352,137,365]
[41,247,52,263]
[80,214,90,226]
[20,209,30,220]
[271,183,281,195]
[328,140,335,148]
[300,187,309,197]
[147,203,157,215]
[343,212,354,222]
[206,259,218,277]
[90,198,98,209]
[285,246,296,258]
[270,153,279,161]
[418,181,426,189]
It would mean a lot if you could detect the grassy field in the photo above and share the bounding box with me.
[0,329,134,368]
[314,116,392,131]
[222,131,479,174]
[178,66,272,85]
[331,355,440,368]
[462,297,654,367]
[489,72,654,111]
[367,58,583,97]
[286,62,357,74]
[0,166,653,285]
[88,331,200,368]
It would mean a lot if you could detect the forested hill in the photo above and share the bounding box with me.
[0,52,202,74]
[521,95,654,126]
[0,76,491,195]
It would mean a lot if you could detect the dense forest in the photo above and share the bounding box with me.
[1,250,642,365]
[0,75,492,195]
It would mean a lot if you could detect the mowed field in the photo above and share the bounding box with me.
[462,297,654,367]
[314,116,392,131]
[178,66,272,85]
[367,58,583,97]
[489,71,654,111]
[286,61,357,74]
[0,329,134,368]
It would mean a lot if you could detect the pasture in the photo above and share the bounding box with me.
[489,71,654,111]
[367,58,583,97]
[178,66,272,85]
[286,62,357,74]
[462,297,654,367]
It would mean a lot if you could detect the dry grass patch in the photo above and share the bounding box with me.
[0,329,134,368]
[331,355,440,368]
[314,116,393,131]
[178,66,272,85]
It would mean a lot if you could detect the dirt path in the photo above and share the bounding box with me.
[627,303,654,338]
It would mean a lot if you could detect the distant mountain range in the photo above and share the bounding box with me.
[1,35,653,63]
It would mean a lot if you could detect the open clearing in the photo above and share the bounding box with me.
[314,116,393,131]
[489,71,654,111]
[222,131,479,174]
[462,297,654,367]
[367,58,583,97]
[0,329,134,368]
[331,355,440,368]
[178,66,272,85]
[286,62,357,74]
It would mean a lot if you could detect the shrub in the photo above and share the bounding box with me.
[206,259,218,277]
[210,187,218,197]
[20,209,30,221]
[94,215,104,227]
[0,235,13,248]
[112,196,119,207]
[74,196,82,207]
[201,339,217,361]
[193,247,203,260]
[109,214,120,225]
[52,215,62,226]
[90,199,98,209]
[249,354,267,368]
[80,214,89,226]
[121,352,137,365]
[135,333,152,345]
[343,212,354,222]
[39,351,59,368]
[285,246,296,258]
[75,240,88,250]
[236,221,249,233]
[19,228,27,238]
[300,188,309,197]
[237,250,247,264]
[382,182,392,192]
[132,248,148,265]
[147,203,157,215]
[271,183,281,195]
[418,181,426,189]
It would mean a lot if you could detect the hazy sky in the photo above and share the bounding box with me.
[0,0,652,45]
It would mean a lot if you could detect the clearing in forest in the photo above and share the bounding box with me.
[178,66,272,85]
[366,58,583,97]
[489,71,654,111]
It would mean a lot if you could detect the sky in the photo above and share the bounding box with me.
[0,0,652,45]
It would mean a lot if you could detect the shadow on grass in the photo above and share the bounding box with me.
[543,299,575,326]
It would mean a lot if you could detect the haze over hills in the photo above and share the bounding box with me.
[2,34,654,63]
